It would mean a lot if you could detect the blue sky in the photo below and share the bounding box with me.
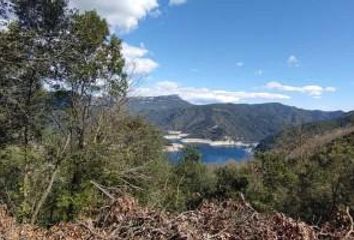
[73,0,354,111]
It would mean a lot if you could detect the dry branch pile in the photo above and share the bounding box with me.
[0,196,353,240]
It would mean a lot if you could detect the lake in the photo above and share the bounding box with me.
[167,144,253,164]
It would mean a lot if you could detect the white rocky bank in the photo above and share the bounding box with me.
[163,131,258,152]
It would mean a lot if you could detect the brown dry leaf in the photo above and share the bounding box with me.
[0,197,353,240]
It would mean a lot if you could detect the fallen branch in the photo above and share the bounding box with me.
[90,180,115,200]
[344,207,354,240]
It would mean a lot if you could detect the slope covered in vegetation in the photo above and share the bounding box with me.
[257,111,354,153]
[129,96,344,141]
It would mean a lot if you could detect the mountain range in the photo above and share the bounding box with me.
[257,111,354,154]
[127,95,345,142]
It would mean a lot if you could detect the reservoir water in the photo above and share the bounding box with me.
[167,144,252,164]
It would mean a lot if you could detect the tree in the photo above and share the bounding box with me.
[214,164,249,199]
[169,147,215,210]
[0,1,130,224]
[0,0,71,221]
[13,0,69,32]
[44,11,128,220]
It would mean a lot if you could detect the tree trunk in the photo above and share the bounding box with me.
[30,168,59,224]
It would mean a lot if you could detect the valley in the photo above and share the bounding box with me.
[127,95,350,164]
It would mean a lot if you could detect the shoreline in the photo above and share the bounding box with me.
[163,131,258,152]
[180,138,257,147]
[163,131,258,153]
[163,143,184,152]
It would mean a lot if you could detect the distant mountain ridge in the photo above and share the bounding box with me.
[257,111,354,153]
[127,95,192,113]
[128,95,345,142]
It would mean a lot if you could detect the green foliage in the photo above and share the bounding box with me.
[214,164,249,199]
[0,0,170,225]
[255,153,299,210]
[289,135,354,222]
[251,133,354,224]
[0,22,48,146]
[166,147,215,211]
[13,0,69,32]
[0,146,52,221]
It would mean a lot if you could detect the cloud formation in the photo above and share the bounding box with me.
[287,55,300,67]
[255,69,263,76]
[122,43,159,76]
[133,81,290,104]
[70,0,159,33]
[236,62,244,67]
[169,0,187,6]
[266,81,336,98]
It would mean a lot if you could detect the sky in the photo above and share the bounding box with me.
[42,1,354,110]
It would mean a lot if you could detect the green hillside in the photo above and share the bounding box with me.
[129,95,344,141]
[257,111,354,153]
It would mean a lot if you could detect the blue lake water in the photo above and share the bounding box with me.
[167,144,252,165]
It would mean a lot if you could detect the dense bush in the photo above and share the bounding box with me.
[250,133,354,224]
[165,147,216,211]
[213,163,249,199]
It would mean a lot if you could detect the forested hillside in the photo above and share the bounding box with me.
[257,111,354,153]
[129,95,344,141]
[252,112,354,226]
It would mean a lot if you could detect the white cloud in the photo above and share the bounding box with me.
[122,42,159,76]
[70,0,159,33]
[149,9,162,18]
[255,69,263,76]
[133,81,290,104]
[236,62,244,67]
[287,55,300,67]
[266,81,336,97]
[169,0,187,6]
